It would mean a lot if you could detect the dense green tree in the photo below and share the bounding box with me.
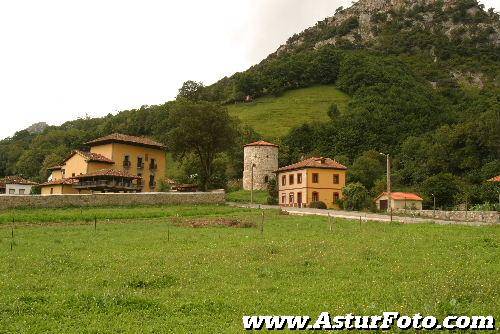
[167,101,238,190]
[267,178,279,205]
[177,81,205,101]
[349,150,386,190]
[420,173,462,208]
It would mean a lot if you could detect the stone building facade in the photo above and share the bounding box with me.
[243,141,279,191]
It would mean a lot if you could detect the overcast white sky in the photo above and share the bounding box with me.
[0,0,498,139]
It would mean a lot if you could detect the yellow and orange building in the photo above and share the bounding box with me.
[276,157,347,209]
[40,133,166,195]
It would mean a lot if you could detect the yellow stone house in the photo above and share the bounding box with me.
[40,133,166,195]
[276,157,347,209]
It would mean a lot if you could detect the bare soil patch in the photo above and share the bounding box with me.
[172,217,256,228]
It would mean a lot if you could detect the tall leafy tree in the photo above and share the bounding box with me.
[167,101,238,190]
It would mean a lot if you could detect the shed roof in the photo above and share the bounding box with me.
[375,192,423,201]
[487,175,500,182]
[1,176,38,186]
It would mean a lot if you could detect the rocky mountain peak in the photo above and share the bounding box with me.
[275,0,499,56]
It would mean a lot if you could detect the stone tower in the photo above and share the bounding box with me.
[243,141,279,191]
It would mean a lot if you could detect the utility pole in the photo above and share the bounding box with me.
[250,163,256,204]
[431,193,436,216]
[380,153,391,216]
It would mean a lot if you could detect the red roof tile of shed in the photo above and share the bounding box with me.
[1,176,38,186]
[488,175,500,182]
[375,192,423,201]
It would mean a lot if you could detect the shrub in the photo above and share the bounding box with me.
[309,201,327,209]
[342,182,371,211]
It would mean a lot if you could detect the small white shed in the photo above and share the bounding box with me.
[1,176,38,195]
[375,192,423,211]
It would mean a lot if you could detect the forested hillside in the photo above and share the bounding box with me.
[0,0,498,208]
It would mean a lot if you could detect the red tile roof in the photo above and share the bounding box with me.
[276,157,347,172]
[1,176,38,186]
[86,133,166,150]
[40,178,79,186]
[73,169,142,179]
[375,192,423,201]
[488,175,500,182]
[245,140,278,148]
[63,150,114,164]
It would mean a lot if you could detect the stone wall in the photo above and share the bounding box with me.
[243,145,278,191]
[0,191,225,210]
[395,209,499,224]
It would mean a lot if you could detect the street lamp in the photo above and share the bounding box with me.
[250,163,256,204]
[380,152,392,221]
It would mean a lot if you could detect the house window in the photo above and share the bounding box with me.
[289,174,294,185]
[145,154,149,162]
[312,192,319,202]
[333,174,340,184]
[281,194,286,204]
[50,188,54,194]
[150,158,157,170]
[137,173,142,187]
[149,175,155,188]
[333,192,340,204]
[19,189,25,195]
[123,155,131,168]
[72,173,75,177]
[281,175,286,186]
[297,173,302,184]
[137,156,144,168]
[264,175,269,183]
[312,173,319,183]
[289,193,294,204]
[9,189,15,195]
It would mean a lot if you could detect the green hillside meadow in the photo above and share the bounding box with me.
[0,205,498,332]
[228,85,349,138]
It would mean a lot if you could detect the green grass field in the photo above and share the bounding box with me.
[0,205,498,333]
[226,190,268,205]
[228,85,350,138]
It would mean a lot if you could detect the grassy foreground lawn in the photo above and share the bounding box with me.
[228,85,349,138]
[0,205,498,333]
